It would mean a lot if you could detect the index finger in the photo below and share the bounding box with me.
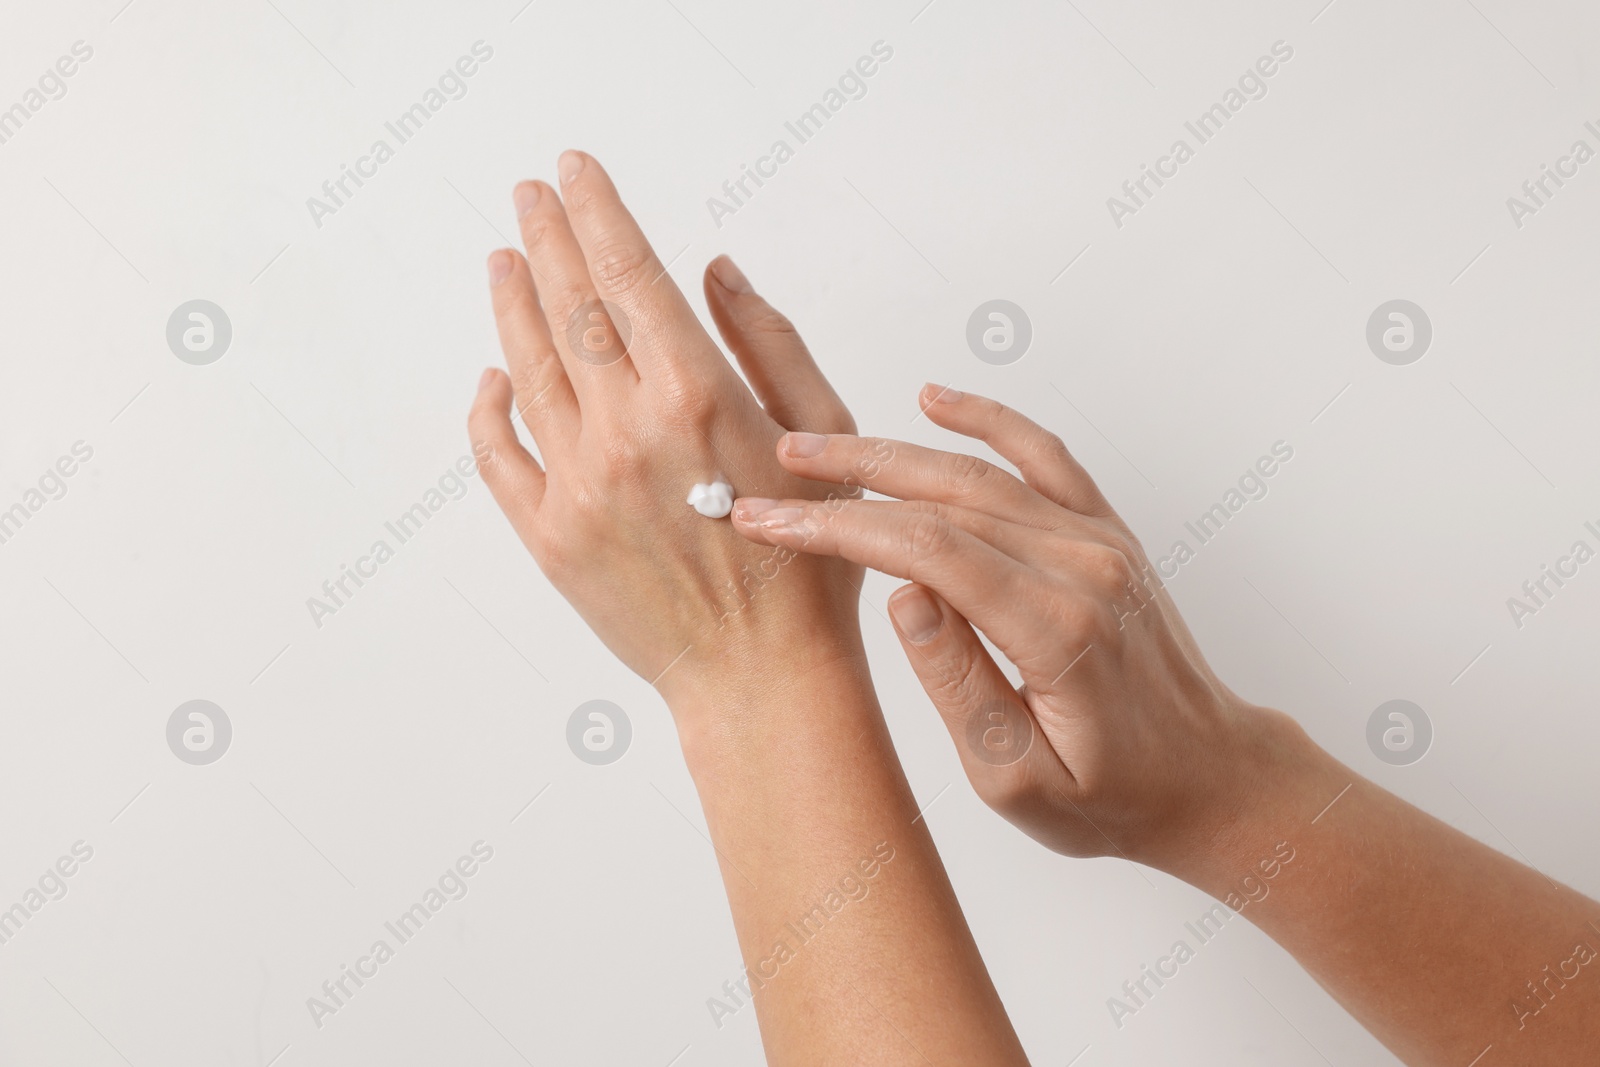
[556,151,714,379]
[731,496,1060,670]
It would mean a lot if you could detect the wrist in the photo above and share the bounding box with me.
[664,642,876,764]
[654,575,866,706]
[1152,704,1343,893]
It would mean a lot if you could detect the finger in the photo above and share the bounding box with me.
[887,583,1075,807]
[468,368,546,517]
[919,385,1115,518]
[704,256,854,434]
[488,248,579,449]
[514,177,637,389]
[772,431,1069,531]
[555,151,712,379]
[731,496,1052,663]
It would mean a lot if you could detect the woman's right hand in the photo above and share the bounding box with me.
[729,385,1309,872]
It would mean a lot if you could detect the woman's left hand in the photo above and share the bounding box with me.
[468,152,863,706]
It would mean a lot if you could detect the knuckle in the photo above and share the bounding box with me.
[1036,431,1071,465]
[657,373,718,429]
[1056,594,1110,644]
[921,651,985,707]
[533,523,570,569]
[494,276,536,318]
[747,303,798,338]
[514,356,555,406]
[599,432,651,480]
[843,436,892,482]
[1079,542,1135,594]
[944,451,994,493]
[1108,522,1148,562]
[470,436,498,480]
[519,214,556,250]
[1015,430,1070,479]
[904,512,956,569]
[560,178,600,216]
[589,240,654,296]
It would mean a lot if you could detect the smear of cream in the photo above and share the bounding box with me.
[686,478,734,518]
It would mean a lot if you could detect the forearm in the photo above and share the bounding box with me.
[1171,712,1600,1066]
[670,654,1028,1066]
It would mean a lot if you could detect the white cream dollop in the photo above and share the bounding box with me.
[686,479,735,519]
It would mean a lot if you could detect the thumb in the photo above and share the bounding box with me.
[886,583,1070,815]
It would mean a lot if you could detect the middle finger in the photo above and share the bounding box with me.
[514,179,637,394]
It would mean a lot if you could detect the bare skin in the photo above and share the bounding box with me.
[731,385,1600,1066]
[468,153,1027,1066]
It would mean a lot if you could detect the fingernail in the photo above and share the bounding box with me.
[733,497,775,521]
[732,498,803,527]
[924,383,963,403]
[889,586,944,645]
[488,249,514,285]
[783,432,828,458]
[755,507,805,528]
[513,182,541,219]
[558,150,585,185]
[479,368,497,390]
[711,255,754,294]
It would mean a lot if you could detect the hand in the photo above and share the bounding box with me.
[730,385,1305,870]
[468,152,863,706]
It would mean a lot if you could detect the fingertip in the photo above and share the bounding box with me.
[709,254,755,295]
[488,365,519,394]
[470,368,510,418]
[730,496,780,524]
[779,431,829,459]
[729,500,779,546]
[467,380,545,498]
[558,149,587,186]
[920,382,965,409]
[513,181,542,219]
[488,248,515,286]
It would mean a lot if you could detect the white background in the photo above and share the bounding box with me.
[2,0,1598,1064]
